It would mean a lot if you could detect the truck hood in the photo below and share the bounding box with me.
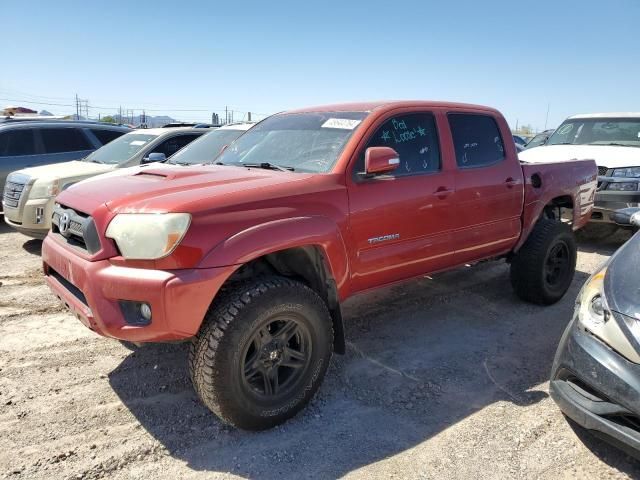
[59,164,312,214]
[14,160,114,182]
[520,145,640,169]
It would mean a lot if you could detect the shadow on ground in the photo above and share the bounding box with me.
[109,236,640,478]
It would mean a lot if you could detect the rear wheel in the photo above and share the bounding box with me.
[510,219,577,305]
[189,276,333,430]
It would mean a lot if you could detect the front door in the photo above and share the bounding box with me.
[347,111,456,293]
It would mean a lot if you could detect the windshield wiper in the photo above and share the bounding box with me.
[599,142,638,148]
[239,162,294,172]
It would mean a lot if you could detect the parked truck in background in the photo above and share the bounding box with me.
[519,113,640,239]
[41,101,597,430]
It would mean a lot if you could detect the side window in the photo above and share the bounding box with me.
[151,134,201,158]
[448,114,505,168]
[91,129,126,146]
[355,113,440,177]
[41,128,92,154]
[0,129,37,156]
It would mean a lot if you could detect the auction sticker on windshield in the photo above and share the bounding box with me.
[321,118,362,130]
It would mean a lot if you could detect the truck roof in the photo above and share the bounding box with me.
[568,112,640,119]
[286,100,500,114]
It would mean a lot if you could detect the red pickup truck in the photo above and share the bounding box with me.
[42,101,597,430]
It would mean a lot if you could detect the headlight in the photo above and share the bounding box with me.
[577,267,610,328]
[612,167,640,178]
[105,213,191,260]
[29,179,60,199]
[577,265,640,363]
[606,182,638,191]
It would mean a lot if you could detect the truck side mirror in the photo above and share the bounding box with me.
[612,207,640,227]
[143,152,166,164]
[365,147,400,176]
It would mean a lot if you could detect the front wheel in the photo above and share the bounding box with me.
[189,276,333,430]
[510,219,577,305]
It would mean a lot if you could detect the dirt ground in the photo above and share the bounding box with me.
[1,219,639,480]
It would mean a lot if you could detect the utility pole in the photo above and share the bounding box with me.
[544,103,550,130]
[225,106,228,125]
[75,94,79,120]
[248,112,252,122]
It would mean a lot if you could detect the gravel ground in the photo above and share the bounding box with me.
[1,219,639,479]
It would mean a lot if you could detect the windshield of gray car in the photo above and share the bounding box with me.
[547,118,640,147]
[167,128,246,165]
[215,111,369,173]
[84,133,158,164]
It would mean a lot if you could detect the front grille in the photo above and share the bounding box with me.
[49,268,88,306]
[2,180,25,208]
[597,166,609,190]
[51,204,101,254]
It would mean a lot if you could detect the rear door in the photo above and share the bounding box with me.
[446,112,524,263]
[37,126,95,165]
[347,110,456,292]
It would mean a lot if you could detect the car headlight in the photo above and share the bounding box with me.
[612,167,640,177]
[606,182,638,191]
[29,178,60,199]
[105,213,191,260]
[577,265,640,363]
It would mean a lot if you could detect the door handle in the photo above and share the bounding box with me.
[435,186,453,199]
[505,177,518,188]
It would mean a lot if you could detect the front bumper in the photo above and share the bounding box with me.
[550,315,640,455]
[3,197,54,239]
[592,178,640,224]
[42,234,236,342]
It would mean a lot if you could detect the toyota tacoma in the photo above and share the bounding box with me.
[42,101,597,430]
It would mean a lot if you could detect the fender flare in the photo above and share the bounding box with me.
[200,216,350,290]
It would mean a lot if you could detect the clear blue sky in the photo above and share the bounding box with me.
[1,0,639,130]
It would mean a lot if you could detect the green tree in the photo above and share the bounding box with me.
[101,115,115,123]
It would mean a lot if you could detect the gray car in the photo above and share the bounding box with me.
[0,120,131,209]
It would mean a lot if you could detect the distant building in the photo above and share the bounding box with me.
[3,105,38,116]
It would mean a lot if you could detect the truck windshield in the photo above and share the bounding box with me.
[84,133,158,164]
[547,118,640,147]
[167,128,246,165]
[216,111,369,173]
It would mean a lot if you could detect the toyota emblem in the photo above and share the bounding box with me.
[59,212,71,235]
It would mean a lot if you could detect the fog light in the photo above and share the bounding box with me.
[119,300,152,326]
[35,207,45,224]
[140,303,152,321]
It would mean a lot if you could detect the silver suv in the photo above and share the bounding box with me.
[0,120,131,208]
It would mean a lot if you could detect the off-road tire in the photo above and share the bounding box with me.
[576,223,618,242]
[189,276,333,430]
[510,219,577,305]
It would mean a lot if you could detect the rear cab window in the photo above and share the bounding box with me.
[0,129,38,156]
[448,113,505,168]
[40,127,92,154]
[354,112,441,177]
